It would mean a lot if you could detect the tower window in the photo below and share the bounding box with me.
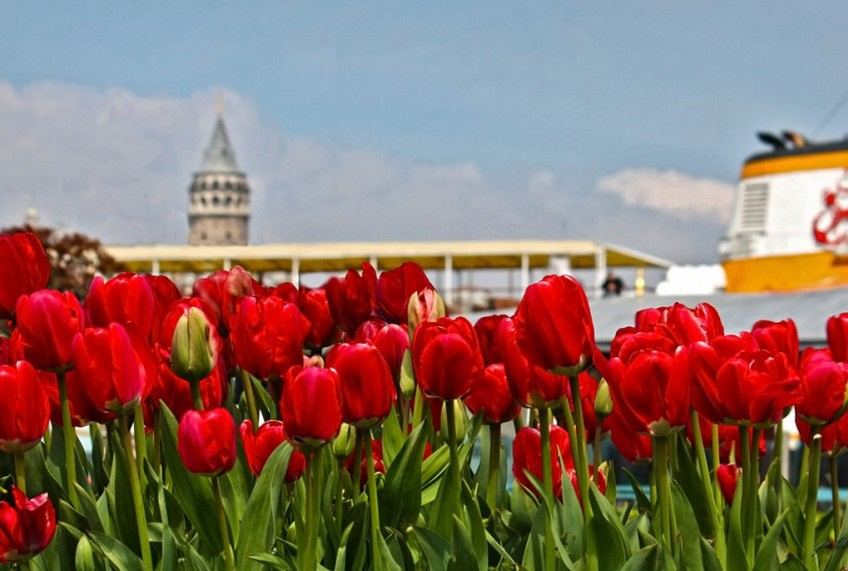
[212,196,220,206]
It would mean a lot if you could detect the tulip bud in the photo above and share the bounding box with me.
[0,487,57,563]
[594,378,614,419]
[407,289,445,337]
[399,349,417,399]
[170,306,217,383]
[333,423,357,461]
[440,399,468,444]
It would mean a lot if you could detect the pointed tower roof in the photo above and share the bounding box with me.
[198,107,240,173]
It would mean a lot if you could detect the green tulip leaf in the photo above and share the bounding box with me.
[589,483,630,570]
[235,442,294,571]
[671,481,705,571]
[619,544,659,571]
[379,422,427,529]
[412,525,452,571]
[381,403,406,467]
[88,531,144,571]
[753,510,787,571]
[74,534,97,571]
[727,476,747,571]
[459,483,488,571]
[448,514,478,571]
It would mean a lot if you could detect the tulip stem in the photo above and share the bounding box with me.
[212,476,235,571]
[411,386,424,429]
[486,423,501,510]
[445,399,462,511]
[568,376,598,571]
[133,404,147,484]
[190,381,204,411]
[653,435,674,554]
[538,408,556,571]
[14,452,26,495]
[690,409,725,567]
[831,455,841,539]
[568,376,592,509]
[365,434,383,571]
[57,371,79,509]
[120,414,153,571]
[592,425,602,486]
[740,426,756,568]
[301,451,321,571]
[712,423,722,508]
[152,411,162,474]
[804,434,822,571]
[241,370,259,428]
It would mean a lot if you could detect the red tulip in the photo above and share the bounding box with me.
[407,289,446,332]
[464,363,521,425]
[717,464,740,504]
[605,345,691,436]
[366,322,410,386]
[607,408,653,464]
[412,317,484,401]
[512,425,573,500]
[178,408,237,476]
[72,323,146,418]
[474,314,508,366]
[295,286,339,350]
[0,361,50,454]
[13,290,84,370]
[0,487,56,563]
[240,420,306,482]
[85,273,156,342]
[0,232,50,319]
[279,366,343,452]
[231,296,310,381]
[513,274,595,375]
[193,266,261,337]
[828,312,848,363]
[796,348,848,426]
[375,262,435,325]
[634,302,724,347]
[690,333,800,427]
[0,337,11,366]
[752,319,799,371]
[326,343,396,428]
[499,316,569,409]
[325,264,377,336]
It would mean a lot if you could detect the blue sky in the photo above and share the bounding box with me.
[2,2,847,263]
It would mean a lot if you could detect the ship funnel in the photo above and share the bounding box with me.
[757,131,786,150]
[782,130,808,149]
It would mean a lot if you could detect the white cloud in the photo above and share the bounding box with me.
[596,168,735,224]
[0,80,727,263]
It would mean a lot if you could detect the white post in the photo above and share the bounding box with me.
[291,258,300,287]
[370,255,378,271]
[520,253,530,294]
[223,258,231,271]
[595,246,607,298]
[444,255,454,307]
[151,258,160,275]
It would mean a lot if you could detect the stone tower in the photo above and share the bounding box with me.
[188,106,250,245]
